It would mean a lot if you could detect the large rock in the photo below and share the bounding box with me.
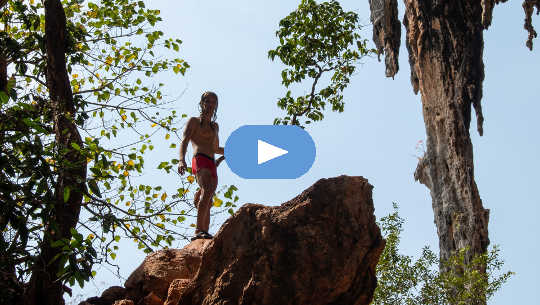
[123,239,211,302]
[81,176,384,305]
[178,175,384,305]
[79,240,211,305]
[80,286,126,305]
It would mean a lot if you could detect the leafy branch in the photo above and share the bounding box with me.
[268,0,376,127]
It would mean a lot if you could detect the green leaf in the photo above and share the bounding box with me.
[6,77,16,91]
[51,239,67,248]
[22,118,47,134]
[63,186,71,203]
[88,179,102,198]
[0,91,9,104]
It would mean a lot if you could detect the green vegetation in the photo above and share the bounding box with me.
[0,0,237,300]
[373,203,514,305]
[269,2,515,303]
[268,0,375,127]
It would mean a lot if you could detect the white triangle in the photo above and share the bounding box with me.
[258,140,288,165]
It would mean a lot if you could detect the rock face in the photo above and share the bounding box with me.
[124,239,212,302]
[368,0,492,271]
[79,240,211,305]
[81,176,384,305]
[369,0,401,78]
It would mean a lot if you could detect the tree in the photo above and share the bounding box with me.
[373,203,513,305]
[271,1,537,302]
[268,0,376,126]
[22,0,87,303]
[0,0,238,304]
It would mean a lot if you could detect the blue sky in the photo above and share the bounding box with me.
[70,1,539,304]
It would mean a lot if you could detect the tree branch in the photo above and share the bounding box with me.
[291,66,324,125]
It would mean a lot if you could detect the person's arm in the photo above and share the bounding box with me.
[178,117,196,175]
[214,123,224,155]
[215,155,225,167]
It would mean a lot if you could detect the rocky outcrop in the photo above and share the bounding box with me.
[79,240,211,305]
[369,0,491,271]
[369,0,401,78]
[80,176,384,305]
[123,239,211,302]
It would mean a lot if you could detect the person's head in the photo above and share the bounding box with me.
[199,91,218,123]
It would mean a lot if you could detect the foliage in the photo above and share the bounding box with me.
[268,0,375,126]
[0,0,238,297]
[373,203,514,305]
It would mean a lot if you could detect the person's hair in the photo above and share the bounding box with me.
[199,91,218,128]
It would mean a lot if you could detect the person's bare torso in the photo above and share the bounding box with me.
[189,117,218,158]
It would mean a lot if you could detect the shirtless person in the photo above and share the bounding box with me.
[177,91,224,241]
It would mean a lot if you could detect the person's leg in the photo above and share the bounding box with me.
[193,188,201,209]
[194,168,215,235]
[202,176,218,233]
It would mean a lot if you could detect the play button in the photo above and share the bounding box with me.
[224,125,316,179]
[258,140,288,164]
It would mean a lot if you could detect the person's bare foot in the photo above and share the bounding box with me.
[190,230,213,241]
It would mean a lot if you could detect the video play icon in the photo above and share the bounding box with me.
[258,140,288,164]
[225,125,316,179]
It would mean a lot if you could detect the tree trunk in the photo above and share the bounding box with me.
[23,0,86,304]
[0,57,7,93]
[405,0,490,267]
[369,0,490,271]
